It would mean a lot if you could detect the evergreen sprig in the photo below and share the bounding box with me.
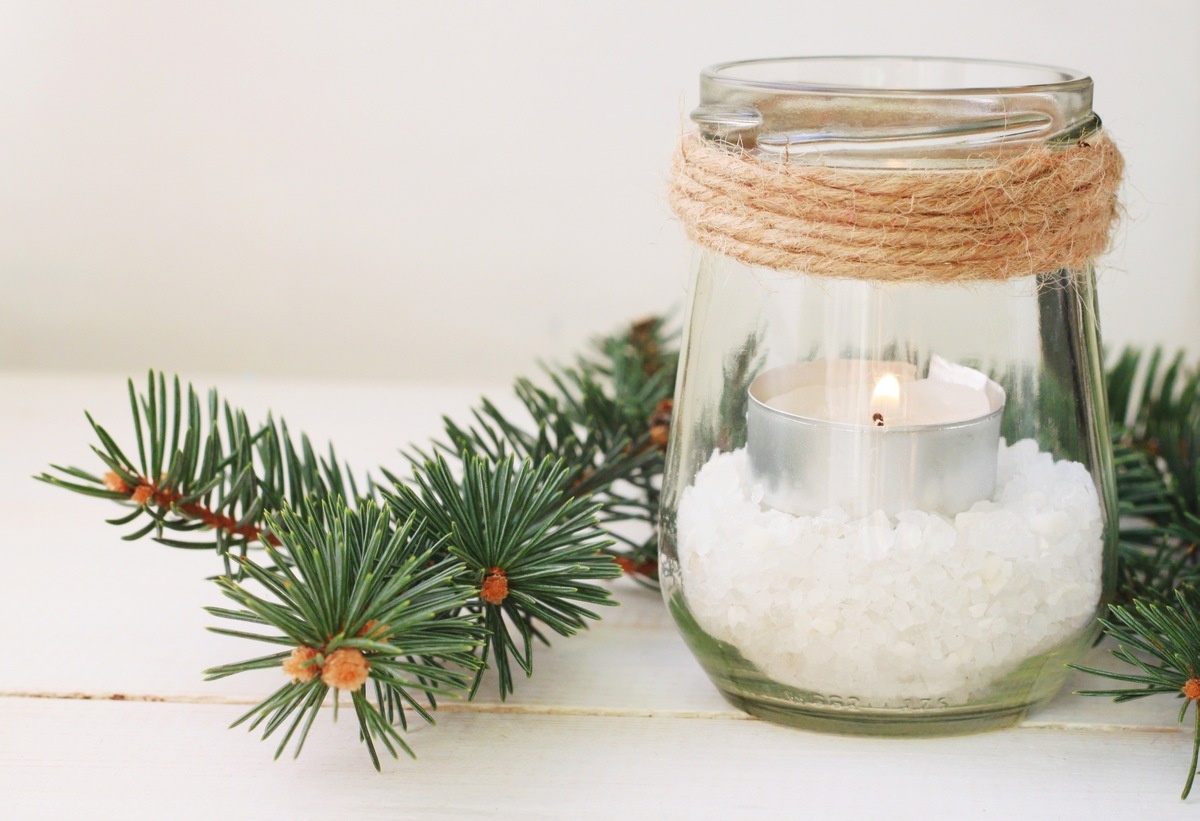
[421,317,676,579]
[39,317,676,766]
[1073,590,1200,798]
[1079,347,1200,798]
[36,371,364,577]
[385,454,619,698]
[1107,348,1200,602]
[205,500,481,768]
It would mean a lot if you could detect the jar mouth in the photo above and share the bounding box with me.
[705,56,1090,96]
[694,56,1096,165]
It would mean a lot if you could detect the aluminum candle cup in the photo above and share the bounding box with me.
[746,359,1007,517]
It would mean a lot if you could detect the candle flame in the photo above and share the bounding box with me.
[871,374,901,425]
[872,374,901,405]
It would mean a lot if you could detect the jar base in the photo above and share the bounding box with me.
[664,589,1086,738]
[718,688,1032,738]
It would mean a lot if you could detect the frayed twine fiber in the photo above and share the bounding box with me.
[668,132,1124,281]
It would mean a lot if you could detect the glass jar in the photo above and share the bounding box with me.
[660,57,1119,735]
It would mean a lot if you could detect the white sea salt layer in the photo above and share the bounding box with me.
[674,439,1104,706]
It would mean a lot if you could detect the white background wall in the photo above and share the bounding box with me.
[2,1,1197,383]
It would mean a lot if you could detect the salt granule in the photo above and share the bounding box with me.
[674,439,1104,705]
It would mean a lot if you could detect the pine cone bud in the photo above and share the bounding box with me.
[321,647,370,691]
[480,568,509,605]
[282,646,321,682]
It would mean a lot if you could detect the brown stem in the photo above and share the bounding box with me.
[614,556,658,577]
[106,472,280,546]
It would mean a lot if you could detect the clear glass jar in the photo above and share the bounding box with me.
[660,57,1117,735]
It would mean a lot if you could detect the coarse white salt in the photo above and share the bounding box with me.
[674,439,1104,706]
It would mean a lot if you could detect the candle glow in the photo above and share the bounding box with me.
[871,373,901,425]
[746,357,1006,517]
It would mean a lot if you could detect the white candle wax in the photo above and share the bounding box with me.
[768,356,995,427]
[745,356,1006,516]
[771,380,992,427]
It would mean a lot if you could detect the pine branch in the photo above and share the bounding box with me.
[35,317,671,761]
[1072,589,1200,798]
[205,500,482,768]
[1106,348,1200,603]
[37,371,367,575]
[1079,347,1200,798]
[385,454,620,699]
[417,317,677,582]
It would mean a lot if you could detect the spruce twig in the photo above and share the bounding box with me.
[418,316,677,581]
[1073,590,1200,798]
[37,317,678,763]
[205,500,482,768]
[36,371,365,576]
[386,454,619,699]
[1079,347,1200,798]
[1107,348,1200,602]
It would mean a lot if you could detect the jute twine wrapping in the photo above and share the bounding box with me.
[669,132,1124,281]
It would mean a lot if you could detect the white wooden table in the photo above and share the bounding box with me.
[1,372,1197,819]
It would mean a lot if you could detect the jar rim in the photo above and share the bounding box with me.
[704,56,1091,96]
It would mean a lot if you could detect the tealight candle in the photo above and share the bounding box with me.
[746,356,1006,517]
